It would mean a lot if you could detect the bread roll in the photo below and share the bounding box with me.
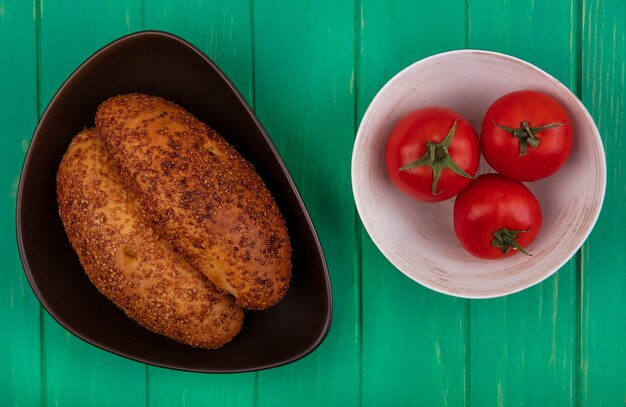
[95,94,291,310]
[57,128,243,349]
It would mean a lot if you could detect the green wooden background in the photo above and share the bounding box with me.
[2,0,624,405]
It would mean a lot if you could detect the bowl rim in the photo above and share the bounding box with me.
[352,49,607,299]
[16,30,333,373]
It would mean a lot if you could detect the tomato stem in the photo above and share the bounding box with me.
[494,120,566,157]
[399,119,475,195]
[492,227,532,256]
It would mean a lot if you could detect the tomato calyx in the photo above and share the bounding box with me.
[399,119,475,195]
[491,227,532,256]
[494,120,567,157]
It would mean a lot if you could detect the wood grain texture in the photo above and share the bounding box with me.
[44,323,146,407]
[358,1,468,405]
[0,1,42,405]
[581,0,626,404]
[362,238,468,406]
[142,1,256,405]
[254,0,359,405]
[468,272,578,406]
[38,1,146,406]
[468,0,580,405]
[2,0,625,405]
[38,0,141,103]
[143,0,254,105]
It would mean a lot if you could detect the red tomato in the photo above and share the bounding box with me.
[453,173,542,259]
[385,107,480,203]
[481,90,572,181]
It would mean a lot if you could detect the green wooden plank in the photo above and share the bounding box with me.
[468,0,578,88]
[38,0,142,103]
[468,272,578,406]
[0,1,42,405]
[468,0,580,405]
[581,0,626,404]
[38,1,147,405]
[145,366,255,407]
[44,321,147,406]
[254,1,359,405]
[142,1,256,405]
[362,237,468,406]
[143,0,254,105]
[358,1,468,405]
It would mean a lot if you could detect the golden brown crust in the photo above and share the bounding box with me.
[57,129,243,348]
[95,93,292,310]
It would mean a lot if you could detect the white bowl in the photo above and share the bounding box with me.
[352,50,606,298]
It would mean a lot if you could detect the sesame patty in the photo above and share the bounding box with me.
[95,94,292,310]
[57,128,243,348]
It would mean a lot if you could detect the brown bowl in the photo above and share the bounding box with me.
[16,31,331,373]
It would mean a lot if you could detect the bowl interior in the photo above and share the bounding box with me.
[353,50,606,298]
[17,31,331,372]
